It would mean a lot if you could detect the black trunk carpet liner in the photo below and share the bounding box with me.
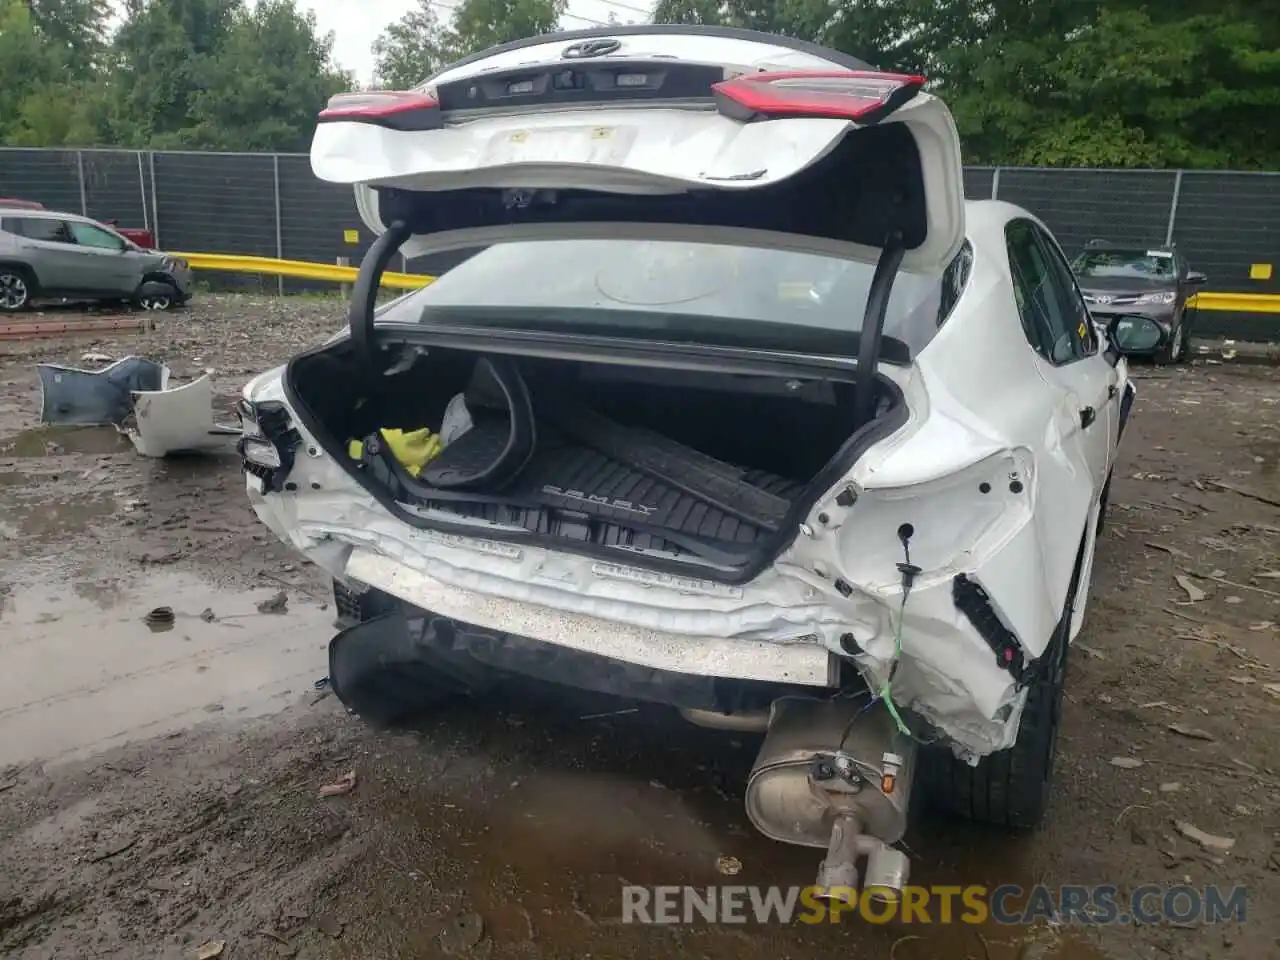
[374,404,805,561]
[430,444,801,558]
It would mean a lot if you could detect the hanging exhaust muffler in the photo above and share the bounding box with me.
[744,696,916,901]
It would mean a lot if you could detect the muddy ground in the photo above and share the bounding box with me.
[1,298,1278,960]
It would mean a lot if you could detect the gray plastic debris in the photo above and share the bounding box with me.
[37,356,167,426]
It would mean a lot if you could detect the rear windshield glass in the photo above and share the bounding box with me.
[413,239,948,357]
[1072,249,1175,280]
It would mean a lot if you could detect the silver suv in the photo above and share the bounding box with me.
[0,208,194,313]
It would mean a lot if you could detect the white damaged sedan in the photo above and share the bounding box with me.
[240,25,1149,895]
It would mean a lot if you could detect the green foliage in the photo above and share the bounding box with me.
[0,0,347,150]
[372,0,566,90]
[653,0,1280,170]
[372,0,451,89]
[447,0,567,59]
[2,0,1277,168]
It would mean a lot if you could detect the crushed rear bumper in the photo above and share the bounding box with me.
[328,584,814,725]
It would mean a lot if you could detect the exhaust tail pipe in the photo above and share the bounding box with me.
[813,814,862,902]
[811,813,911,904]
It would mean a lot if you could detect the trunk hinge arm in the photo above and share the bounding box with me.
[349,219,412,370]
[852,235,906,426]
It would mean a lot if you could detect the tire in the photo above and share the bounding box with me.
[0,266,33,312]
[137,290,178,311]
[1155,315,1186,365]
[1175,309,1194,362]
[919,534,1089,830]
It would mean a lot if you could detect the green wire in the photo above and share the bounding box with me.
[878,592,912,737]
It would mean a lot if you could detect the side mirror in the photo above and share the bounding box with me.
[1105,313,1164,365]
[1186,271,1207,286]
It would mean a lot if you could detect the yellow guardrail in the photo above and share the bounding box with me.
[173,252,435,290]
[1187,292,1280,314]
[175,251,1279,314]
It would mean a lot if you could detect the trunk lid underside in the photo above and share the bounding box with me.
[311,31,966,274]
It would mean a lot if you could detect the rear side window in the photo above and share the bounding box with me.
[1006,220,1092,365]
[936,241,973,328]
[15,218,74,244]
[0,217,18,234]
[1031,226,1096,358]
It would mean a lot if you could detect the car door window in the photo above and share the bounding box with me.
[1031,225,1096,358]
[68,222,126,251]
[19,218,75,244]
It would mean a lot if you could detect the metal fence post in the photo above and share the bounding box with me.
[990,166,1001,201]
[1165,169,1184,246]
[148,152,161,248]
[272,153,284,296]
[76,151,87,216]
[136,151,149,231]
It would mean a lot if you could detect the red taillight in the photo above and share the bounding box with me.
[712,70,926,125]
[318,91,441,131]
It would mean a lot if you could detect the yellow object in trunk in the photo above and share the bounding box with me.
[347,427,444,477]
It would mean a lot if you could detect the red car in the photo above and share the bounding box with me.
[0,198,155,249]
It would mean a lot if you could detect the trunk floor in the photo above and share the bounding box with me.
[419,441,804,557]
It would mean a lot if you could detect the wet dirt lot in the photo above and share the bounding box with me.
[1,298,1278,960]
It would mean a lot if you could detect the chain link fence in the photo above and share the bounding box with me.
[2,148,1277,303]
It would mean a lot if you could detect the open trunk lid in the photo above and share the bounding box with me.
[310,26,966,275]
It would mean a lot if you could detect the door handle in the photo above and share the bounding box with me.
[1080,406,1097,429]
[1108,384,1118,399]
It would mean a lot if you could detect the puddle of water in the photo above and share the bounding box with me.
[0,424,131,457]
[0,570,331,767]
[8,496,117,538]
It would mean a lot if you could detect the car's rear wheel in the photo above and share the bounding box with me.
[138,291,176,311]
[919,532,1088,830]
[1156,316,1185,365]
[0,267,33,312]
[1175,310,1194,362]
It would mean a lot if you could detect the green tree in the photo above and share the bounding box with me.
[28,0,110,75]
[184,0,350,151]
[938,1,1280,169]
[372,0,450,88]
[445,0,567,58]
[102,0,243,146]
[0,0,101,145]
[372,0,565,87]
